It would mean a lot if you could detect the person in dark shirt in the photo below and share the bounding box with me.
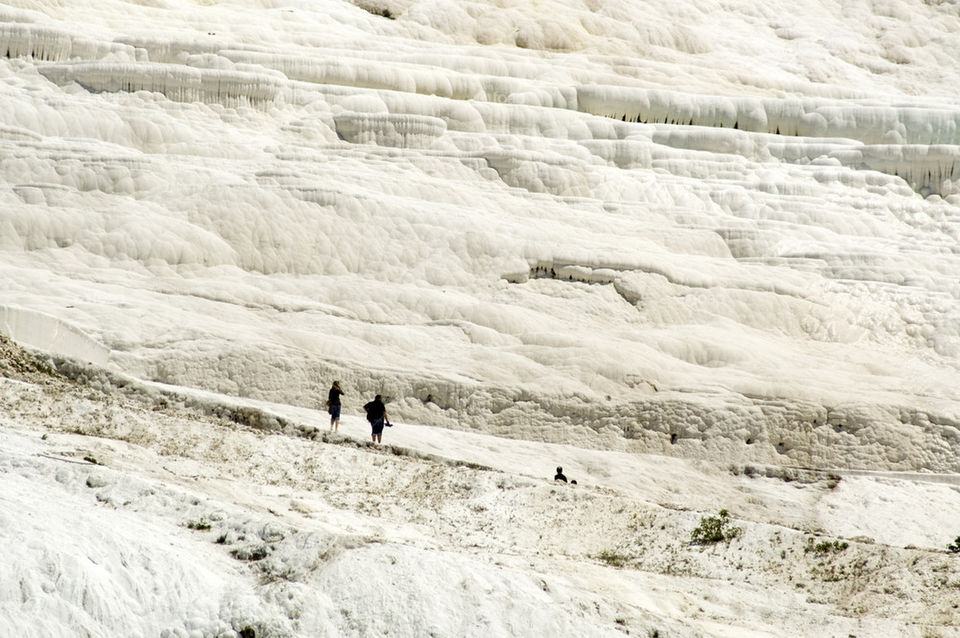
[363,394,389,443]
[327,381,344,432]
[554,466,567,482]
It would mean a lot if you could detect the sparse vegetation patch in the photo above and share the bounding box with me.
[230,544,269,561]
[805,537,849,555]
[596,549,631,568]
[690,509,741,545]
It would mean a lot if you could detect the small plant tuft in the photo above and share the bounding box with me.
[948,536,960,554]
[690,509,741,545]
[186,519,212,531]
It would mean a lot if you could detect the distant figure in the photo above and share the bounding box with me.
[554,466,567,482]
[363,394,389,443]
[327,381,344,431]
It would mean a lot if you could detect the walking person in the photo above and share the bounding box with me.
[363,394,389,443]
[327,380,344,431]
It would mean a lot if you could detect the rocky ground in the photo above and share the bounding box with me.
[2,333,959,637]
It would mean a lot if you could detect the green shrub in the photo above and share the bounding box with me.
[805,538,849,555]
[690,509,741,545]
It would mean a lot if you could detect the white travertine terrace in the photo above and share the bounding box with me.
[0,1,958,475]
[3,3,960,638]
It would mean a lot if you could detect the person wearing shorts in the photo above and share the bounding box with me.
[363,394,388,443]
